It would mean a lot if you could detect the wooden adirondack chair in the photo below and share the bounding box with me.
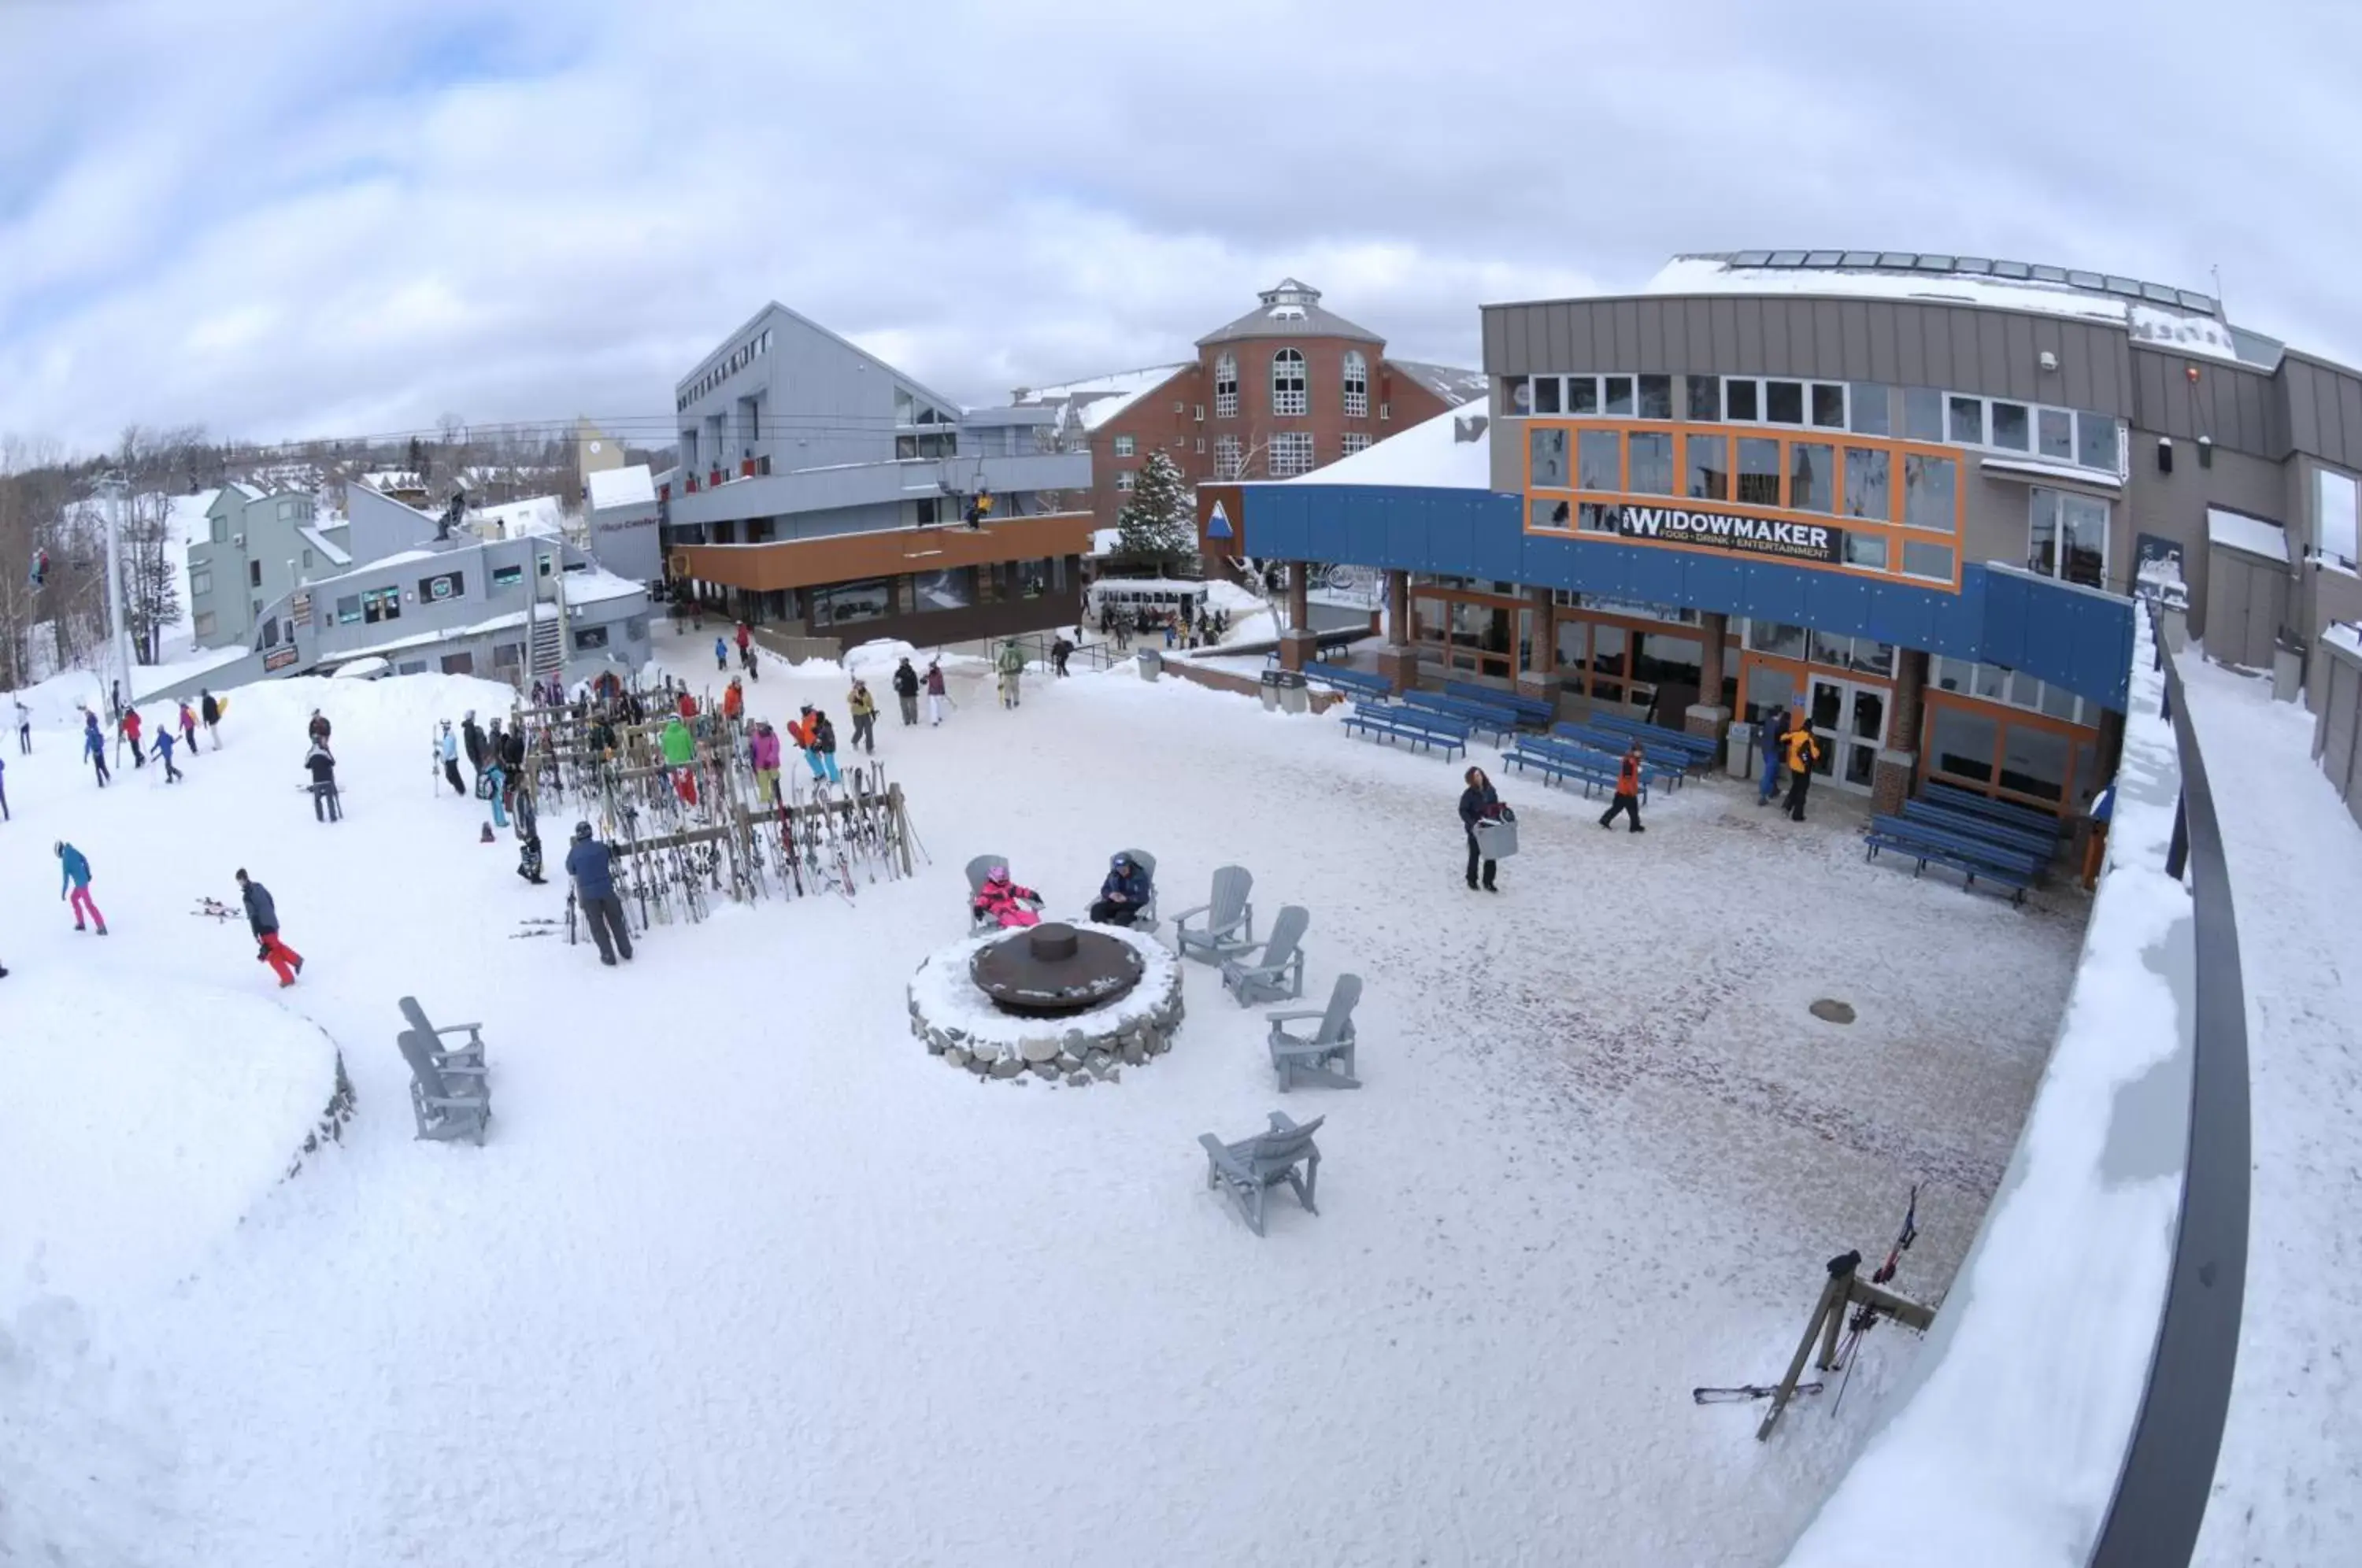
[398,995,486,1071]
[1113,848,1159,930]
[1221,904,1309,1006]
[1174,864,1255,964]
[1268,974,1362,1091]
[397,1029,490,1145]
[1199,1111,1324,1236]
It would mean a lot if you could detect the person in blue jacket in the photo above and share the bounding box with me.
[1089,852,1153,926]
[83,708,110,786]
[57,841,107,934]
[713,634,728,672]
[565,821,633,966]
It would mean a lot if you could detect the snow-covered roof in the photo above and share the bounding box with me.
[1644,253,2263,366]
[1089,527,1121,557]
[1385,359,1487,408]
[2207,507,2290,564]
[472,495,565,540]
[1013,364,1192,433]
[360,470,424,492]
[561,567,647,608]
[586,464,657,512]
[230,482,265,502]
[1198,279,1382,346]
[297,526,350,567]
[1270,404,1498,491]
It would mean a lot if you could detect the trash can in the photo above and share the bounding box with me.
[1272,668,1309,715]
[1136,650,1161,682]
[2272,634,2304,703]
[1258,668,1283,711]
[1726,729,1753,782]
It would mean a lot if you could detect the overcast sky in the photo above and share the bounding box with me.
[2,0,2356,457]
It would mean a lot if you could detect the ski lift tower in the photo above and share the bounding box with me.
[95,468,132,707]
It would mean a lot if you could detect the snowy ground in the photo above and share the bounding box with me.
[0,624,2082,1566]
[2180,656,2362,1567]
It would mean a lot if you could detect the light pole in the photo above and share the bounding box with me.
[98,469,131,708]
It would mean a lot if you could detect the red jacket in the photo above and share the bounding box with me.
[122,709,142,738]
[735,624,751,649]
[1617,753,1642,795]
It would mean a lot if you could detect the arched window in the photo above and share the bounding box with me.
[1342,350,1369,419]
[1213,353,1238,420]
[1271,348,1307,416]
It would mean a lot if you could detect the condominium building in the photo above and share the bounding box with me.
[187,484,350,649]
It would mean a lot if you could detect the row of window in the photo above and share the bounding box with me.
[1506,374,2124,475]
[679,328,775,412]
[1531,424,1962,530]
[800,557,1070,628]
[1207,348,1374,422]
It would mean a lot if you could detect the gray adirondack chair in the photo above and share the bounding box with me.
[966,852,1008,933]
[397,1029,490,1145]
[1220,904,1309,1006]
[1199,1111,1324,1236]
[1268,974,1362,1090]
[398,995,486,1071]
[1174,864,1255,964]
[1113,848,1159,930]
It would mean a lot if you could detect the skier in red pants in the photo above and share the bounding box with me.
[235,868,304,986]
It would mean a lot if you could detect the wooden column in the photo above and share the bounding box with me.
[1871,648,1929,817]
[1375,568,1417,692]
[1278,560,1318,672]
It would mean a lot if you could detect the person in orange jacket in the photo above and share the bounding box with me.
[1781,719,1823,822]
[1599,744,1646,833]
[720,678,744,723]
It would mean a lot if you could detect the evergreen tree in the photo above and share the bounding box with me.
[1113,450,1194,574]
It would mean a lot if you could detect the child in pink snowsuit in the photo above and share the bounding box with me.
[972,867,1042,929]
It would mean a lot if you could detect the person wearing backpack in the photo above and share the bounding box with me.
[1599,744,1646,833]
[891,657,920,726]
[1781,717,1823,822]
[1756,703,1789,807]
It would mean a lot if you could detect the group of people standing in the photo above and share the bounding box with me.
[890,656,949,726]
[72,689,218,788]
[1756,704,1826,822]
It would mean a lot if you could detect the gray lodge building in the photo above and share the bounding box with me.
[1211,250,2362,818]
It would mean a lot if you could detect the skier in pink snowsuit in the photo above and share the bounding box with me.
[972,866,1042,929]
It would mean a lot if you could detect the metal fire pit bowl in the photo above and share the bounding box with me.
[969,923,1146,1018]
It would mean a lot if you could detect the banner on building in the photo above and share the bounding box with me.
[420,570,465,603]
[1614,505,1842,564]
[291,591,313,628]
[263,646,300,672]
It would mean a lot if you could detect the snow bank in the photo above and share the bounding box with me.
[1783,612,2186,1567]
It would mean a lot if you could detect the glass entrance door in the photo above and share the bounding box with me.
[1808,676,1889,793]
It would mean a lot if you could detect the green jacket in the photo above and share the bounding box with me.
[995,642,1026,675]
[660,718,696,766]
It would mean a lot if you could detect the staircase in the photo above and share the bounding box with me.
[528,616,564,679]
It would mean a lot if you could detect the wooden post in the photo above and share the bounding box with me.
[1760,1269,1853,1441]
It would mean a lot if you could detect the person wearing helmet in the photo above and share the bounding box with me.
[972,864,1042,930]
[1089,852,1152,926]
[565,820,633,965]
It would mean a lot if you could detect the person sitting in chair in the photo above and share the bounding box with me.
[1089,853,1151,926]
[972,865,1042,930]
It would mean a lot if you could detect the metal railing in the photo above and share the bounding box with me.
[2086,608,2252,1566]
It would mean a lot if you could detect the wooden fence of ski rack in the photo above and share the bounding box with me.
[1753,1247,1935,1441]
[500,689,927,930]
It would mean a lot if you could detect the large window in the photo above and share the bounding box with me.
[190,568,212,597]
[1843,448,1890,520]
[1530,428,1568,487]
[1686,376,1721,421]
[1928,705,2000,785]
[1575,429,1619,491]
[1114,471,1135,491]
[335,594,361,625]
[1342,351,1368,419]
[2319,467,2361,568]
[1637,375,1674,420]
[573,627,609,652]
[1726,376,1845,428]
[1736,437,1782,506]
[1686,435,1728,501]
[812,579,893,627]
[492,564,524,589]
[1213,435,1243,479]
[913,568,973,612]
[1113,435,1135,457]
[1268,432,1315,477]
[361,586,400,624]
[2028,488,2108,586]
[1271,349,1307,416]
[1902,455,1957,532]
[1627,432,1674,495]
[1789,442,1834,513]
[1214,354,1238,420]
[1341,433,1372,457]
[1930,657,2097,726]
[1849,383,1892,436]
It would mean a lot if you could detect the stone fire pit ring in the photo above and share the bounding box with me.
[908,924,1183,1085]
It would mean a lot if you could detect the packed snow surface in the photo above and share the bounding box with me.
[0,627,2083,1565]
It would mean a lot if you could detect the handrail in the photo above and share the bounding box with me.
[2086,608,2252,1566]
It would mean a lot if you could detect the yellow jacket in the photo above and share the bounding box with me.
[1782,727,1821,772]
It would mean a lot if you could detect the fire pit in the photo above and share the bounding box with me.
[969,923,1144,1016]
[908,923,1183,1086]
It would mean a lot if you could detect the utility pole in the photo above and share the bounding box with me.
[99,469,131,707]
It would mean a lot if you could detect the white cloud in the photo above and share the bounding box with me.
[2,0,2358,453]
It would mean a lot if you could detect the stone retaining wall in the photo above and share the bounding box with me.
[907,926,1184,1087]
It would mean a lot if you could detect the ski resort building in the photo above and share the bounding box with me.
[1013,278,1486,538]
[186,484,348,650]
[657,302,1097,651]
[1205,250,2362,819]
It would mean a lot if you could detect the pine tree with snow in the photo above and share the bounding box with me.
[1112,450,1194,575]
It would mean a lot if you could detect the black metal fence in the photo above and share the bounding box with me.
[2087,610,2252,1566]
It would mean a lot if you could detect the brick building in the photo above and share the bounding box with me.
[1015,279,1483,535]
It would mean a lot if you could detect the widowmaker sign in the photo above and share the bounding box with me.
[1614,504,1843,564]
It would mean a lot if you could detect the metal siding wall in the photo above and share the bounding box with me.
[1867,304,1900,383]
[1483,309,1507,374]
[1803,572,1874,640]
[2289,364,2323,456]
[1543,305,1572,372]
[1684,301,1715,372]
[1838,304,1869,379]
[1662,301,1690,370]
[1643,301,1673,366]
[1976,315,2010,394]
[1894,309,1927,385]
[1743,560,1812,626]
[2338,375,2362,468]
[1733,301,1764,375]
[1682,553,1748,616]
[1950,314,1983,397]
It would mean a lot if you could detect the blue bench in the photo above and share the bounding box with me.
[1401,690,1520,744]
[1863,814,2041,904]
[1341,702,1470,761]
[1445,681,1556,728]
[1503,740,1623,799]
[1305,664,1394,703]
[1549,723,1686,791]
[1920,781,2068,840]
[1588,712,1720,769]
[1521,734,1654,804]
[1901,799,2057,865]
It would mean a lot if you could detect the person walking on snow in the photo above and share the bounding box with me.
[713,634,728,672]
[121,705,146,767]
[566,822,635,966]
[83,709,109,786]
[995,638,1025,708]
[236,868,303,986]
[972,865,1042,929]
[461,710,488,785]
[305,740,341,822]
[1459,765,1505,893]
[154,722,182,782]
[1599,743,1646,833]
[1089,852,1152,926]
[1756,704,1789,807]
[749,720,782,806]
[892,656,920,726]
[13,693,28,754]
[735,620,752,668]
[1781,716,1822,823]
[439,721,465,795]
[1050,634,1072,678]
[199,688,220,746]
[924,659,947,726]
[56,841,106,934]
[846,679,878,756]
[177,700,199,756]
